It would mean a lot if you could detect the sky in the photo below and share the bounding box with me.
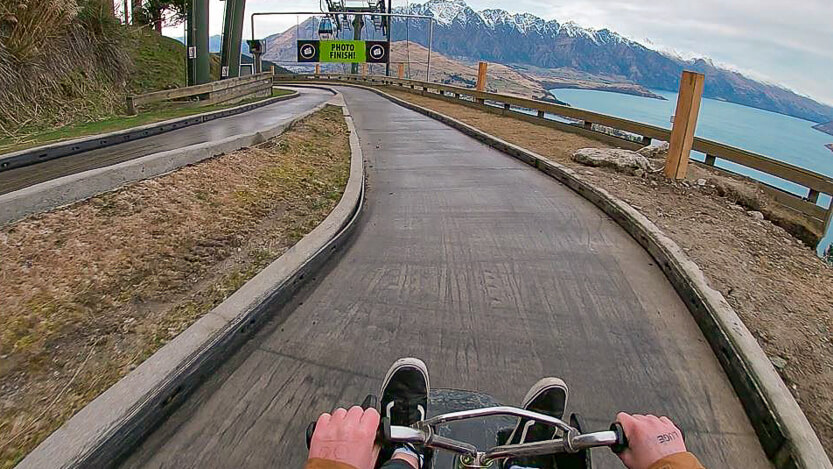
[162,0,833,106]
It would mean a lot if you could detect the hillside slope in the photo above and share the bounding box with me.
[0,0,187,139]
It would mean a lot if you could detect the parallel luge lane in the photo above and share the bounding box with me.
[0,87,332,195]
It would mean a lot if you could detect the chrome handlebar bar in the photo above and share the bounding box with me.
[384,406,628,463]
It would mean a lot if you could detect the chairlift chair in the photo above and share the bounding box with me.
[318,17,335,37]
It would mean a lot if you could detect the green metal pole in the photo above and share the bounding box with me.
[186,0,196,85]
[220,0,246,78]
[194,0,210,84]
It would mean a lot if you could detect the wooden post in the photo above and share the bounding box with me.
[665,71,705,179]
[398,63,405,79]
[537,110,545,118]
[476,62,488,91]
[361,63,368,77]
[824,204,832,235]
[704,154,717,166]
[315,63,320,75]
[807,189,820,203]
[270,65,275,75]
[126,96,136,115]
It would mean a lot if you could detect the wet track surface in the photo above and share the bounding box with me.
[0,87,333,195]
[122,86,769,468]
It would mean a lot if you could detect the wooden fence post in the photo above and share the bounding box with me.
[361,63,368,77]
[476,62,488,92]
[315,63,320,75]
[398,63,405,79]
[665,71,705,179]
[126,96,136,115]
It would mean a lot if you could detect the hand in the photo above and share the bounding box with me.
[308,406,381,469]
[615,413,687,469]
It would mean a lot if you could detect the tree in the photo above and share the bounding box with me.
[137,0,184,32]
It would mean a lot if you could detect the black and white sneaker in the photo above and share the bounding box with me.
[379,358,430,468]
[501,377,569,469]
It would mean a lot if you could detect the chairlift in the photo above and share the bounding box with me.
[319,17,335,37]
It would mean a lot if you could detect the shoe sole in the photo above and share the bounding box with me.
[380,357,431,400]
[521,377,568,415]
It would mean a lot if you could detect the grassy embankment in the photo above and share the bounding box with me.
[0,2,287,155]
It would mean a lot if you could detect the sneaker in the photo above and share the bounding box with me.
[501,377,569,469]
[379,358,430,468]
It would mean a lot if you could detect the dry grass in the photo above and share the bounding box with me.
[382,88,833,460]
[0,105,351,467]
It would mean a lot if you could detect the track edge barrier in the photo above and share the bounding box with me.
[0,89,301,173]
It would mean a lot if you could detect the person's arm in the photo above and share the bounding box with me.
[616,413,705,469]
[305,406,381,469]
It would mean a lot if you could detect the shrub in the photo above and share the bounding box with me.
[0,0,78,62]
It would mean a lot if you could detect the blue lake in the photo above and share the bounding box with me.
[551,88,833,253]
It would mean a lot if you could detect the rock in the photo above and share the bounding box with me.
[633,169,645,178]
[636,142,670,159]
[747,210,765,220]
[572,148,655,174]
[650,180,658,187]
[729,204,744,211]
[697,178,707,186]
[770,356,787,370]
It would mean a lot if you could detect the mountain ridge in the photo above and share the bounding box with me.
[389,0,833,123]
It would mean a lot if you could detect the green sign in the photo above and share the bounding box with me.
[319,40,366,63]
[297,40,390,63]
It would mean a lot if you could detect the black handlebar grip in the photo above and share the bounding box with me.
[610,422,629,454]
[306,394,380,449]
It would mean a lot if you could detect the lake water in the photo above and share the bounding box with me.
[551,88,833,253]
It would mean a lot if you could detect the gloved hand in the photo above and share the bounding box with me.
[615,413,687,469]
[308,406,381,469]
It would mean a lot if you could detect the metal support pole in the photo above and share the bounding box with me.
[426,19,433,82]
[187,0,210,85]
[220,0,247,79]
[385,0,392,76]
[351,14,363,75]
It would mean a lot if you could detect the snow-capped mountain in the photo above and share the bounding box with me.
[389,0,833,123]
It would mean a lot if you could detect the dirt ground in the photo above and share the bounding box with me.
[383,88,833,460]
[0,105,351,468]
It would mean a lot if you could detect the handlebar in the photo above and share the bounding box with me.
[307,403,628,463]
[384,406,628,462]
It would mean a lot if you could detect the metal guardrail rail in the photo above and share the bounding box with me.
[275,73,833,232]
[127,72,274,115]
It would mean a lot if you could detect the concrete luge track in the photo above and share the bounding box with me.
[122,86,769,468]
[0,87,332,195]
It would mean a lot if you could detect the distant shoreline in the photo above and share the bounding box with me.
[813,121,833,137]
[546,84,666,101]
[826,143,833,154]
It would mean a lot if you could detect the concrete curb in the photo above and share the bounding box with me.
[349,84,830,469]
[0,91,331,227]
[18,90,365,468]
[0,90,300,172]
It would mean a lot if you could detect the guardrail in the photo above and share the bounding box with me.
[275,73,833,234]
[127,72,274,115]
